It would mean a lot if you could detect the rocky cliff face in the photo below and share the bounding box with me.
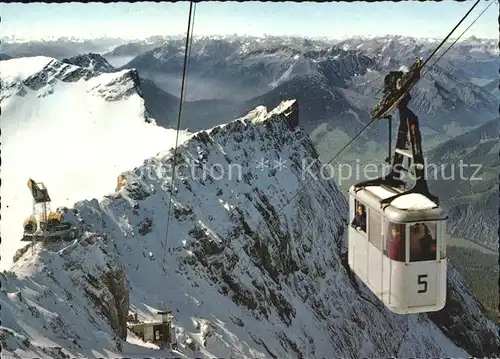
[2,234,129,357]
[2,100,498,358]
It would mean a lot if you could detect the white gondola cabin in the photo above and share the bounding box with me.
[348,184,447,314]
[347,58,449,314]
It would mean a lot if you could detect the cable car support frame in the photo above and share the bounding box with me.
[352,0,484,210]
[353,59,439,208]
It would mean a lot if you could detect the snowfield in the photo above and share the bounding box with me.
[0,56,192,269]
[0,56,498,359]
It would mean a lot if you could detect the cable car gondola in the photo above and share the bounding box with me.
[346,0,489,314]
[348,60,448,314]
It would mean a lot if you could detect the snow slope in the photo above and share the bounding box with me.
[2,100,498,358]
[0,56,192,269]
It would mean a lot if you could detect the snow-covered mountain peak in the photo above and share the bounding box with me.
[62,52,116,73]
[0,56,142,103]
[242,99,297,124]
[3,100,499,358]
[0,56,146,101]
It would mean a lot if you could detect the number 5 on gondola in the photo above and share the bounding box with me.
[417,274,428,293]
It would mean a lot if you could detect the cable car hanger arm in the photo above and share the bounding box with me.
[371,58,423,121]
[380,92,439,207]
[353,0,482,207]
[353,53,428,197]
[354,67,438,208]
[352,62,433,205]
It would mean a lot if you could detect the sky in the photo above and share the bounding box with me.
[0,1,498,40]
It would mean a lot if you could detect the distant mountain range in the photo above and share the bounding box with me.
[114,36,497,147]
[0,37,128,59]
[5,35,495,152]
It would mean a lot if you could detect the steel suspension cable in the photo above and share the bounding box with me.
[423,0,494,77]
[159,2,196,302]
[422,0,481,67]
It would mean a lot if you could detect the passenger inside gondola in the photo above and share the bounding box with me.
[410,223,437,261]
[351,202,366,233]
[388,223,406,262]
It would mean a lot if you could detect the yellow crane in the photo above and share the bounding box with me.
[22,178,81,242]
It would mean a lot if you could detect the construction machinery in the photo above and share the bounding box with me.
[21,178,82,242]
